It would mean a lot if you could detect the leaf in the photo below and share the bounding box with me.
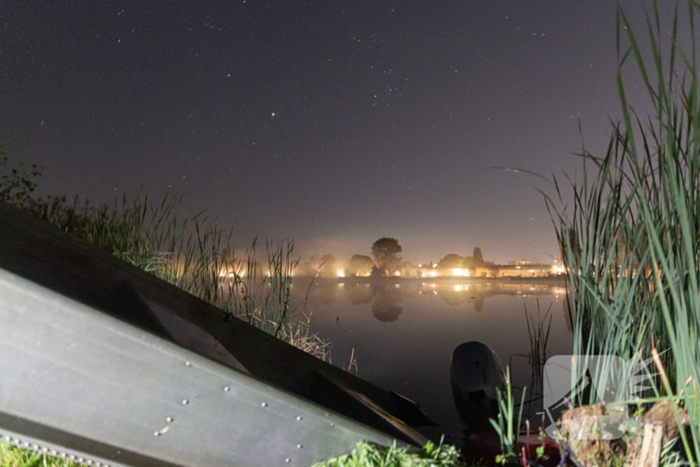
[536,446,545,459]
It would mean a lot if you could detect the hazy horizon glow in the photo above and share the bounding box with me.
[0,1,683,263]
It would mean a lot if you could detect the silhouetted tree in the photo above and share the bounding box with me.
[346,254,375,276]
[437,254,463,269]
[0,149,42,207]
[294,261,319,277]
[400,260,417,277]
[371,237,402,275]
[473,247,484,267]
[370,265,384,278]
[320,254,337,276]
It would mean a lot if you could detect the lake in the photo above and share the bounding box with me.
[292,277,573,441]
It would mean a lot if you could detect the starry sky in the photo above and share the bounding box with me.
[0,1,684,264]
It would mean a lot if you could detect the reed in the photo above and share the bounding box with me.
[524,299,552,373]
[489,368,527,464]
[0,186,330,360]
[539,1,700,462]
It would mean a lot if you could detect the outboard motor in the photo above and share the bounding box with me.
[450,341,506,433]
[451,342,562,466]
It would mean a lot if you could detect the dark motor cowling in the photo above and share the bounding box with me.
[450,341,506,432]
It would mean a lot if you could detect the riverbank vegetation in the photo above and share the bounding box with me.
[507,2,700,465]
[0,442,78,467]
[0,157,329,359]
[0,156,333,464]
[313,439,467,467]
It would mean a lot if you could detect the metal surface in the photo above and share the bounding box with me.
[0,201,434,447]
[0,268,397,466]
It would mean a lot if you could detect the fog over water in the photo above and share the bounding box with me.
[291,278,573,440]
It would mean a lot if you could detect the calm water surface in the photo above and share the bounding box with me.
[293,278,573,440]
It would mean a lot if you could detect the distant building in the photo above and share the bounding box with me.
[494,264,551,278]
[415,261,565,279]
[473,263,562,278]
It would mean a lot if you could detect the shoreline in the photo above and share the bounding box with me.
[323,275,567,285]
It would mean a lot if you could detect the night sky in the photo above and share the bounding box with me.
[0,1,681,264]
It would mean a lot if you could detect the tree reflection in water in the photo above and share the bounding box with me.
[317,280,567,321]
[298,278,570,440]
[347,284,373,305]
[434,286,486,312]
[370,282,403,322]
[319,283,336,305]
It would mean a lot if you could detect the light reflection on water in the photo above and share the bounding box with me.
[293,278,573,439]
